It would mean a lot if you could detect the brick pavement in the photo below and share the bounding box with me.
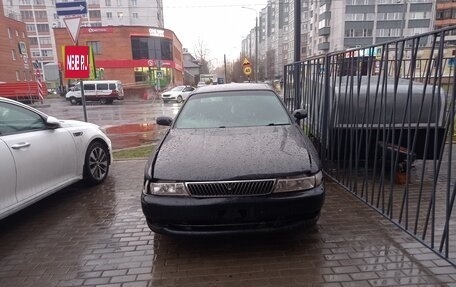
[0,160,455,287]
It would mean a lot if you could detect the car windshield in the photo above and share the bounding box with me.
[174,91,290,129]
[170,86,185,91]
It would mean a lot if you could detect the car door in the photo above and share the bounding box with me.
[83,83,96,101]
[0,102,78,202]
[0,138,17,216]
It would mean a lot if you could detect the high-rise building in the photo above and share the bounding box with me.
[2,0,164,75]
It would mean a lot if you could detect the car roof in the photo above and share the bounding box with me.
[195,83,274,93]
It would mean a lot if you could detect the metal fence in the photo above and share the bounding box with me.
[284,27,456,265]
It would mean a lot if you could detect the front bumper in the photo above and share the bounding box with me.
[141,184,325,235]
[161,95,176,101]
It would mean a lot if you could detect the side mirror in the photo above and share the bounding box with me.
[46,116,61,129]
[292,109,308,121]
[156,116,173,126]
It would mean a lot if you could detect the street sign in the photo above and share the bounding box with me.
[242,58,251,66]
[64,45,90,79]
[63,16,82,45]
[243,66,252,76]
[56,1,87,16]
[156,71,163,78]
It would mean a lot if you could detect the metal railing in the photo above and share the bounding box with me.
[284,26,456,265]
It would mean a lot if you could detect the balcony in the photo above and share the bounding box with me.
[319,27,330,36]
[318,42,330,51]
[435,19,456,28]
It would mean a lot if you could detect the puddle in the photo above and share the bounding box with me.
[105,123,166,150]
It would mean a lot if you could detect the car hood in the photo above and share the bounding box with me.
[151,125,321,181]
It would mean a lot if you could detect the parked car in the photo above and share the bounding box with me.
[141,83,325,235]
[65,80,124,105]
[197,81,206,88]
[160,85,195,103]
[0,97,112,220]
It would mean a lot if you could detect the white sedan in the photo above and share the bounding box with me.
[160,85,195,103]
[0,97,112,220]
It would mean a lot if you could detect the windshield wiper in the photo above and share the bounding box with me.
[218,126,226,128]
[267,123,289,126]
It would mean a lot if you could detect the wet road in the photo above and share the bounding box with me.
[0,160,455,287]
[34,97,180,149]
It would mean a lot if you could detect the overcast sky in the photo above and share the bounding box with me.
[163,0,268,68]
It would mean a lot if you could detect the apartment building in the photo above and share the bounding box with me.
[2,0,164,77]
[243,0,435,78]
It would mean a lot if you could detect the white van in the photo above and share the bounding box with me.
[65,80,124,105]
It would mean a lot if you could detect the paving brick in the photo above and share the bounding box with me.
[0,158,455,287]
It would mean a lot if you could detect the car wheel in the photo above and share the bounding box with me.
[70,97,78,105]
[176,95,183,103]
[163,100,168,103]
[83,141,110,185]
[106,99,114,104]
[100,98,108,105]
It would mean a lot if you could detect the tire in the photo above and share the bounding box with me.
[176,95,183,103]
[100,98,108,105]
[83,141,110,185]
[163,100,168,103]
[69,97,78,105]
[106,99,114,104]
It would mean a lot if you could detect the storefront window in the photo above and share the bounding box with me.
[131,36,173,60]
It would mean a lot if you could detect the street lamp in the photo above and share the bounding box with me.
[242,6,258,82]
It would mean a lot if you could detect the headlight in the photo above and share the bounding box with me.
[143,180,188,196]
[274,171,323,193]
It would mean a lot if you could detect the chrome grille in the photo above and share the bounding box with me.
[186,179,276,198]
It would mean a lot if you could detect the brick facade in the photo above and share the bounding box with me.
[0,5,33,83]
[54,26,183,88]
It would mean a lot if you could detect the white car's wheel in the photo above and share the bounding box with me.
[176,96,183,103]
[69,97,78,105]
[83,141,110,185]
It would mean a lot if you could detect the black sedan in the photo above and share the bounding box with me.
[141,83,324,235]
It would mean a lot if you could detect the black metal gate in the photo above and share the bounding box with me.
[284,26,456,265]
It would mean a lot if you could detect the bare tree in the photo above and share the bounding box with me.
[193,39,211,74]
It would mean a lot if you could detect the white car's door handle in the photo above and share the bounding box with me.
[11,142,31,149]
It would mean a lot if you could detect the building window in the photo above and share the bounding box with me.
[20,0,31,4]
[12,49,17,60]
[87,41,102,54]
[90,22,102,27]
[35,11,47,19]
[20,10,34,20]
[36,24,49,32]
[53,13,59,20]
[34,0,45,4]
[107,12,112,19]
[89,10,101,18]
[105,0,111,6]
[39,37,51,45]
[132,12,138,19]
[16,71,20,81]
[32,51,41,57]
[26,24,36,32]
[117,0,122,5]
[29,37,38,45]
[41,49,52,57]
[7,28,12,39]
[23,71,27,81]
[131,0,137,6]
[131,37,173,61]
